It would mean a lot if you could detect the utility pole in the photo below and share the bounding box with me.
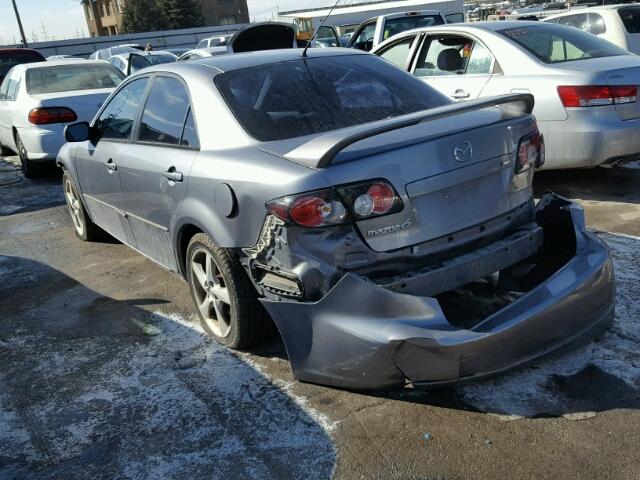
[11,0,28,47]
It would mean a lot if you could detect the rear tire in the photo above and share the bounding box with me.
[186,233,272,349]
[15,133,37,178]
[63,170,100,241]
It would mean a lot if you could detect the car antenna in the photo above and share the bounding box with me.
[302,0,341,58]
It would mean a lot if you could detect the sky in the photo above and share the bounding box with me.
[0,0,368,45]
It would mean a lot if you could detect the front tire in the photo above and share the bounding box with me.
[15,133,37,178]
[186,233,271,349]
[63,170,100,241]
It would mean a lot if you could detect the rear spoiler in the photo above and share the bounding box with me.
[282,93,534,169]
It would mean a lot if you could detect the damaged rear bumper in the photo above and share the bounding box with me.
[260,195,615,389]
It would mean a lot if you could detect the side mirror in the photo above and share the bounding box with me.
[64,122,91,143]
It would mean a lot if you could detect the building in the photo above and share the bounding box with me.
[81,0,249,37]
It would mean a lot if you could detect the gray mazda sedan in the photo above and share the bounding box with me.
[58,48,615,389]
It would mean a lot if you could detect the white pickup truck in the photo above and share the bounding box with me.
[347,10,455,51]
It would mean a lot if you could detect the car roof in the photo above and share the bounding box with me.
[148,48,367,75]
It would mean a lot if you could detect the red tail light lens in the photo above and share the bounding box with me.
[266,189,348,228]
[557,85,637,108]
[337,179,403,220]
[28,107,77,125]
[516,131,544,173]
[266,179,403,228]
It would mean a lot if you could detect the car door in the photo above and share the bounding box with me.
[410,33,496,101]
[349,20,378,51]
[75,76,150,244]
[375,34,421,70]
[117,75,199,270]
[0,70,21,150]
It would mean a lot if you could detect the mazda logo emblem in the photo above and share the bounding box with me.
[454,141,473,162]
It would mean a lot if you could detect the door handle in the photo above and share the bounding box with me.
[105,158,117,174]
[163,167,183,183]
[452,89,470,99]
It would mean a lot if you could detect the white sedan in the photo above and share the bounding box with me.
[372,21,640,169]
[0,60,124,177]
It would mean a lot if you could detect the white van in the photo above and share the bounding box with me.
[545,5,640,54]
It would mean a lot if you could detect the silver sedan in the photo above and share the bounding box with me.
[372,21,640,169]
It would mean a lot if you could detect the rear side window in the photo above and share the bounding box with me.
[589,13,606,35]
[96,77,149,140]
[0,50,44,79]
[556,13,588,31]
[215,55,450,142]
[499,24,629,63]
[138,76,191,146]
[26,64,124,94]
[618,7,640,33]
[180,109,199,148]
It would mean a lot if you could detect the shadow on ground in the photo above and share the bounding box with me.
[533,164,640,205]
[0,256,336,480]
[0,158,64,216]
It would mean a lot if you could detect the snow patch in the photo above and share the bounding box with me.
[460,232,640,417]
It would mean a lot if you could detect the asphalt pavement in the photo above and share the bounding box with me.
[1,157,638,480]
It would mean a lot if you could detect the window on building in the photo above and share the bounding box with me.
[101,1,108,17]
[85,3,93,20]
[115,0,123,13]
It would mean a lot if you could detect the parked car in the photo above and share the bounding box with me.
[348,11,447,52]
[58,48,613,390]
[47,55,84,61]
[89,45,143,61]
[0,60,124,176]
[165,47,190,57]
[0,48,45,85]
[176,47,227,62]
[196,34,233,49]
[372,21,640,169]
[545,4,640,54]
[107,51,177,75]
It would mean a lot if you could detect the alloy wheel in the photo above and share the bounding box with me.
[190,248,232,338]
[64,178,85,236]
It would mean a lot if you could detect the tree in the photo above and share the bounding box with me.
[156,0,204,30]
[122,0,164,33]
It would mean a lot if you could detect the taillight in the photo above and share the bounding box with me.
[557,85,637,108]
[266,179,403,228]
[28,107,77,125]
[266,189,348,227]
[516,131,544,173]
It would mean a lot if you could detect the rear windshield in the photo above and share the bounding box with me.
[26,64,125,94]
[215,55,450,142]
[618,7,640,33]
[498,23,629,63]
[383,14,445,41]
[0,51,44,78]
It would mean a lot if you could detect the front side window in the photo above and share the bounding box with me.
[138,77,191,146]
[499,24,629,63]
[129,54,152,74]
[96,77,149,140]
[379,36,415,68]
[618,6,640,33]
[26,64,124,94]
[215,55,450,142]
[557,13,588,31]
[589,13,607,35]
[382,15,444,42]
[317,26,340,47]
[414,36,472,77]
[350,22,377,50]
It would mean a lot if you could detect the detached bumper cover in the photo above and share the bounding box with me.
[260,198,615,389]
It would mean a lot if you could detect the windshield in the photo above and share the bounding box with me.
[618,6,640,34]
[383,15,445,41]
[0,51,44,78]
[145,54,176,65]
[26,64,124,94]
[215,54,450,142]
[499,23,629,63]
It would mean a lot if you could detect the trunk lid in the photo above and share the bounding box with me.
[558,55,640,120]
[319,110,536,252]
[30,89,112,124]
